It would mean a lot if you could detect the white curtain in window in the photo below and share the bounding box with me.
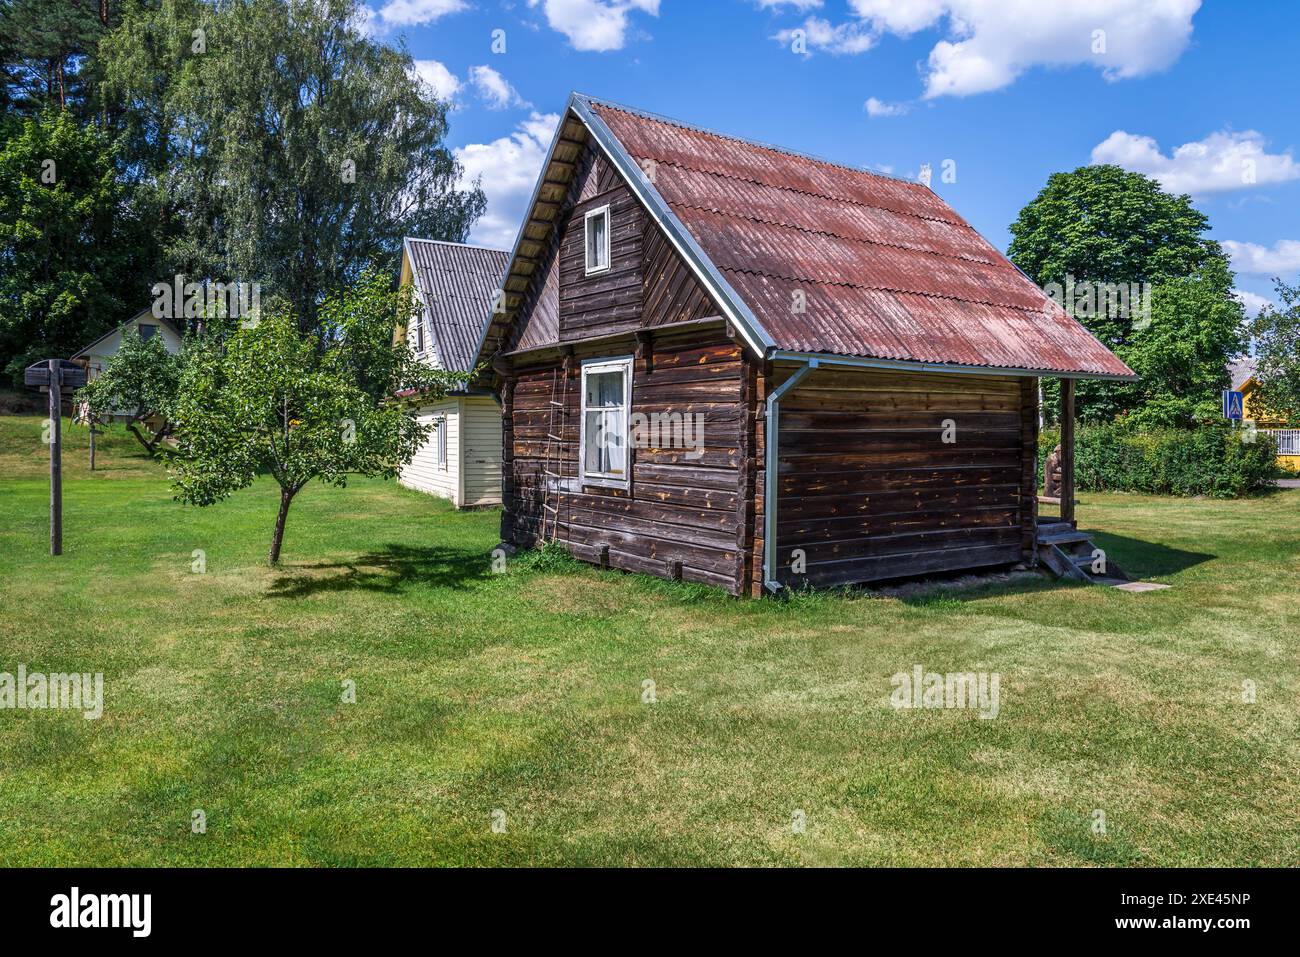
[584,367,626,477]
[586,209,609,271]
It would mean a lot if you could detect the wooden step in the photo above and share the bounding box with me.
[1037,528,1131,585]
[1038,530,1091,546]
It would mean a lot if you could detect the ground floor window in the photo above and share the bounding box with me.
[580,357,632,486]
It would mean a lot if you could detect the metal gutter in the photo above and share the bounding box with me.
[571,93,775,361]
[767,350,1139,383]
[762,357,819,593]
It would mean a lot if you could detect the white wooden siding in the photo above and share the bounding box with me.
[399,396,502,507]
[459,395,503,506]
[400,399,460,503]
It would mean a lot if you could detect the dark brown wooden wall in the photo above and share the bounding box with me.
[558,151,647,341]
[766,365,1034,589]
[501,329,750,594]
[499,133,1041,597]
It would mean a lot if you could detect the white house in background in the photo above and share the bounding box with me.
[72,309,184,421]
[396,238,507,508]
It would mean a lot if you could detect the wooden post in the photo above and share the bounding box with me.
[499,376,515,545]
[48,359,62,555]
[88,421,97,471]
[1060,377,1076,528]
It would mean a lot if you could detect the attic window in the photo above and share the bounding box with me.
[584,205,610,275]
[415,318,424,354]
[138,323,158,341]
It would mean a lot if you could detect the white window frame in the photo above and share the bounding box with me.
[415,316,425,354]
[436,414,448,469]
[579,356,633,489]
[584,204,611,275]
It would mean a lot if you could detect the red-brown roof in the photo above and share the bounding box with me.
[587,100,1135,379]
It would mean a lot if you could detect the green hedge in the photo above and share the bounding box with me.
[1038,423,1278,498]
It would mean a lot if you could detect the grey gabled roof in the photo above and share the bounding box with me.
[405,238,509,374]
[1228,358,1258,391]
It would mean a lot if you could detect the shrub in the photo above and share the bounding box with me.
[1038,422,1277,498]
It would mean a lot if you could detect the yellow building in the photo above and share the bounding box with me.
[1231,359,1299,472]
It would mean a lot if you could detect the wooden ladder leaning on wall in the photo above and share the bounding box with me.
[540,365,568,544]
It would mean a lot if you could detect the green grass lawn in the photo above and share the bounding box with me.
[0,414,1297,866]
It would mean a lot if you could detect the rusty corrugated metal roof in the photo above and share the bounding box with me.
[586,99,1135,379]
[406,238,509,373]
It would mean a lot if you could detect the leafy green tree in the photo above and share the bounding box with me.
[1119,257,1245,428]
[1249,277,1300,423]
[0,0,113,117]
[99,0,486,332]
[78,326,181,454]
[1008,164,1236,423]
[168,270,467,564]
[0,110,153,382]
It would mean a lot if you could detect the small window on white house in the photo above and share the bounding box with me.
[584,205,610,274]
[415,317,425,354]
[436,415,448,469]
[581,357,631,485]
[138,323,158,341]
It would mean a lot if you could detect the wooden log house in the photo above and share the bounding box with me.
[474,94,1136,596]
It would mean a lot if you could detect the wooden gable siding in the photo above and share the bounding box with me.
[766,365,1034,589]
[641,226,718,329]
[501,327,751,594]
[558,149,647,341]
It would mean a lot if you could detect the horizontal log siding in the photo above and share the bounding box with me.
[1019,377,1039,564]
[558,152,647,342]
[771,365,1027,588]
[503,330,747,594]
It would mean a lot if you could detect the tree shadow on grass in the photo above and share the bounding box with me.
[266,542,490,598]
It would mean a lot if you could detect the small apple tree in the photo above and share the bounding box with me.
[78,327,182,456]
[168,269,466,564]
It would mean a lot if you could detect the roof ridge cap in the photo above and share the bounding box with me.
[586,96,924,189]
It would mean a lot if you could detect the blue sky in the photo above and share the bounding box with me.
[366,0,1300,315]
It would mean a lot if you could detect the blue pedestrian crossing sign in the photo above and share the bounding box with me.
[1222,390,1244,420]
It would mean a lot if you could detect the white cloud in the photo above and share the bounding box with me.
[1090,129,1300,196]
[772,1,1201,98]
[411,60,461,101]
[848,0,945,34]
[755,0,823,9]
[377,0,467,26]
[377,0,468,27]
[353,5,382,37]
[775,16,875,55]
[1234,289,1275,316]
[467,64,530,110]
[865,96,908,117]
[528,0,660,52]
[456,112,560,249]
[1222,240,1300,277]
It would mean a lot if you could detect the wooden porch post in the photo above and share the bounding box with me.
[1060,378,1076,527]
